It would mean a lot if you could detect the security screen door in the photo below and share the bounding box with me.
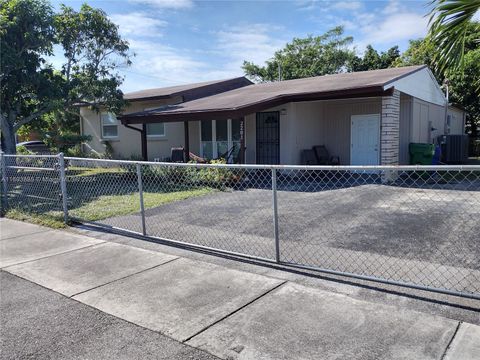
[256,111,280,165]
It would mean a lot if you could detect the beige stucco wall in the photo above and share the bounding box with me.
[81,91,461,165]
[244,113,256,164]
[244,98,382,165]
[80,96,196,160]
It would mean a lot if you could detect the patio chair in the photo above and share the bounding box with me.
[170,147,185,162]
[312,145,340,165]
[301,149,318,165]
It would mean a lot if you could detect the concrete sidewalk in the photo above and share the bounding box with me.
[1,218,479,360]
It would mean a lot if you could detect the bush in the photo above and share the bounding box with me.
[136,158,242,192]
[16,145,34,155]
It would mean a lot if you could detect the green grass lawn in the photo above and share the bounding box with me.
[67,166,130,177]
[5,209,66,229]
[70,187,212,221]
[5,176,212,228]
[4,164,226,228]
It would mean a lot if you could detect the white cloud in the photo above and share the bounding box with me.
[110,12,167,37]
[332,1,362,11]
[473,10,480,21]
[128,0,193,9]
[382,0,401,15]
[295,0,318,11]
[360,12,428,46]
[120,23,288,91]
[120,39,212,91]
[215,24,286,71]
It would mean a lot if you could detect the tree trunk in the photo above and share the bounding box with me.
[0,113,17,154]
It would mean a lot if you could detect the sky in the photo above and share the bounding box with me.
[50,0,447,93]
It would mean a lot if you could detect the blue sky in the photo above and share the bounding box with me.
[51,0,440,93]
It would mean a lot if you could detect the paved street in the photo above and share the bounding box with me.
[1,218,479,359]
[0,271,217,360]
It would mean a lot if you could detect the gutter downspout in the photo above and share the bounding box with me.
[124,123,148,161]
[79,110,84,153]
[443,79,449,135]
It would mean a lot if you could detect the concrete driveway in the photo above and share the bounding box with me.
[2,218,479,360]
[98,183,480,295]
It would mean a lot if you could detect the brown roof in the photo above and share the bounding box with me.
[123,77,252,102]
[120,65,426,123]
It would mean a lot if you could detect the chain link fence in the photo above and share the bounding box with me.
[1,153,479,299]
[1,154,65,222]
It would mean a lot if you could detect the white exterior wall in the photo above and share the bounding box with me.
[447,107,465,135]
[411,98,450,144]
[399,98,464,164]
[386,67,446,106]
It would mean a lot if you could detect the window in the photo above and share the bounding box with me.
[144,107,166,138]
[146,123,165,137]
[200,119,242,163]
[101,112,118,139]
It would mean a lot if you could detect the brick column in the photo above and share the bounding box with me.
[381,89,400,165]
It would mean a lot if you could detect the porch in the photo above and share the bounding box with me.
[119,91,403,166]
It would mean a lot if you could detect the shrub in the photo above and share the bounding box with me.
[16,145,34,155]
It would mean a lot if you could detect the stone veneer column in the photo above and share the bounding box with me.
[381,89,400,165]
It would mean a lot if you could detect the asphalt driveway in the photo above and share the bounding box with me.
[97,182,480,295]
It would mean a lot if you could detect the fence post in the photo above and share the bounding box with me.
[1,152,8,213]
[272,168,280,263]
[136,163,147,236]
[58,153,68,224]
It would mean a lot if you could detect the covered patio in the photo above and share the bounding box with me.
[118,66,432,165]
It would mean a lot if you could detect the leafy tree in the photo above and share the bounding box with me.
[242,27,355,82]
[17,109,92,155]
[396,22,480,136]
[428,0,480,73]
[393,39,436,72]
[0,0,131,154]
[351,45,400,71]
[447,49,480,136]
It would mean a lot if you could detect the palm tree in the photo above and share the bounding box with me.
[428,0,480,73]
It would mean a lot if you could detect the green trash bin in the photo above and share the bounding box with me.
[409,143,435,165]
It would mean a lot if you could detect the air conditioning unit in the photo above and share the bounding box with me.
[438,135,468,164]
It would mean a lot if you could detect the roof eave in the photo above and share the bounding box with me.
[124,94,175,102]
[120,86,392,124]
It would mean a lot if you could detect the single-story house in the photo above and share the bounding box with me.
[80,77,252,160]
[80,65,465,165]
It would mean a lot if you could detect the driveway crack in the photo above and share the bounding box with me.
[70,256,180,298]
[440,321,462,360]
[182,280,288,343]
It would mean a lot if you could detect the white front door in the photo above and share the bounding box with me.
[350,114,380,165]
